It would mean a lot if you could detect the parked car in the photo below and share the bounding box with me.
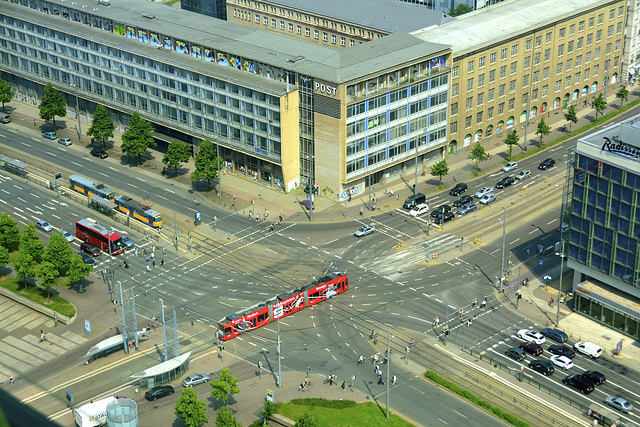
[474,187,494,198]
[144,385,175,401]
[121,235,135,248]
[515,170,531,180]
[409,203,429,217]
[604,396,633,413]
[430,205,451,218]
[81,242,101,256]
[433,212,455,225]
[582,370,606,385]
[182,374,210,387]
[562,374,594,394]
[505,347,525,361]
[529,360,554,376]
[453,195,473,208]
[449,183,468,196]
[503,161,518,172]
[61,230,75,243]
[519,342,543,356]
[42,131,57,140]
[58,138,72,146]
[517,329,546,345]
[35,220,53,232]
[354,225,375,237]
[496,177,515,189]
[78,252,96,267]
[457,203,477,216]
[479,193,496,205]
[538,158,556,170]
[548,345,575,359]
[550,355,574,370]
[90,148,108,159]
[540,328,568,343]
[574,342,602,358]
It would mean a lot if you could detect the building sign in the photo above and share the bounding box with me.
[314,79,338,97]
[602,136,640,160]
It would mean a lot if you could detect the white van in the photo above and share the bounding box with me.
[574,341,602,358]
[0,113,10,124]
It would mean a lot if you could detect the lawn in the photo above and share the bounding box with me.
[0,274,76,318]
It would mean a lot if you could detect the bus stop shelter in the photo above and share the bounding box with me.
[129,351,191,389]
[1,157,28,177]
[88,194,117,217]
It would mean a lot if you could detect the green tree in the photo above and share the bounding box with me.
[0,212,21,251]
[68,254,93,291]
[121,112,156,164]
[0,244,10,270]
[210,367,240,405]
[564,104,578,131]
[468,141,487,171]
[19,223,45,263]
[261,402,277,424]
[163,139,192,175]
[0,78,14,112]
[86,104,115,149]
[448,3,473,16]
[430,159,449,183]
[14,252,36,288]
[38,83,67,131]
[215,406,241,427]
[191,139,222,189]
[43,231,74,275]
[175,387,209,427]
[503,129,520,160]
[535,117,552,143]
[615,86,629,106]
[37,261,58,301]
[592,93,607,119]
[295,412,319,427]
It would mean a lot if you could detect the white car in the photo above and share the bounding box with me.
[503,161,518,172]
[409,203,429,217]
[474,187,494,199]
[61,230,74,243]
[479,193,496,205]
[517,329,546,345]
[35,220,53,232]
[550,355,574,370]
[182,374,210,387]
[58,138,72,146]
[574,342,602,358]
[354,225,375,237]
[515,170,531,180]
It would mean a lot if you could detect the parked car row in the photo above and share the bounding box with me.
[41,132,111,158]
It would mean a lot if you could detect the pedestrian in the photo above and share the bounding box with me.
[9,376,14,385]
[360,207,363,216]
[146,256,149,263]
[375,364,380,373]
[378,376,384,385]
[151,252,155,260]
[146,264,150,273]
[41,328,44,336]
[162,247,166,255]
[467,318,472,327]
[392,374,397,385]
[481,298,487,308]
[372,204,376,212]
[341,380,345,390]
[33,119,37,127]
[161,259,165,268]
[256,214,259,222]
[142,248,146,255]
[152,246,155,253]
[329,375,333,386]
[135,247,139,256]
[152,260,156,268]
[147,323,151,332]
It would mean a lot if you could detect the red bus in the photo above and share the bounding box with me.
[76,218,125,255]
[217,272,348,340]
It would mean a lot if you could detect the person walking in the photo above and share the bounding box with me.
[9,375,14,385]
[378,375,384,385]
[392,374,397,385]
[146,256,149,263]
[147,323,151,332]
[162,247,166,255]
[146,264,150,273]
[434,316,440,326]
[375,364,380,374]
[161,259,165,268]
[341,380,346,390]
[150,252,155,260]
[135,247,139,256]
[152,246,155,253]
[152,260,156,268]
[360,207,363,216]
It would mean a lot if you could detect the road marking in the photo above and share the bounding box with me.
[164,189,175,193]
[46,151,57,157]
[452,410,467,418]
[109,167,119,172]
[509,238,520,245]
[127,183,138,188]
[72,161,83,167]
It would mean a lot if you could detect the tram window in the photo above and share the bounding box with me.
[258,312,268,323]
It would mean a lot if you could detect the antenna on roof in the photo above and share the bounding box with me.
[286,74,289,93]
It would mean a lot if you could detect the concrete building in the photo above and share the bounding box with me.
[566,114,640,339]
[181,0,227,20]
[622,0,640,83]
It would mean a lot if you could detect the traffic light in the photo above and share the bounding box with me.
[304,182,311,194]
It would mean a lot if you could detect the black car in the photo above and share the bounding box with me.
[430,205,451,218]
[449,183,468,196]
[548,345,575,359]
[582,370,606,385]
[144,385,175,401]
[90,148,108,159]
[505,347,525,361]
[78,252,96,267]
[529,360,554,376]
[562,374,594,394]
[538,158,555,170]
[541,328,568,343]
[496,176,515,189]
[453,195,473,207]
[433,212,454,225]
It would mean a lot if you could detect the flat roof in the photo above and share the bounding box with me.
[411,0,613,57]
[5,0,449,84]
[265,0,454,34]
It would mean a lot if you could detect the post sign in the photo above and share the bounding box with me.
[84,319,92,336]
[313,79,338,97]
[266,389,274,403]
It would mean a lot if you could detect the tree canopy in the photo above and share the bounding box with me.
[175,387,209,427]
[449,3,473,16]
[43,231,74,275]
[535,117,552,143]
[191,139,222,189]
[214,406,241,427]
[38,83,67,131]
[0,212,21,251]
[0,245,10,270]
[210,367,240,405]
[37,261,59,301]
[564,104,578,130]
[86,104,115,149]
[295,412,320,427]
[68,254,93,292]
[19,223,45,263]
[615,86,629,106]
[592,93,607,119]
[14,252,36,288]
[163,139,192,175]
[430,159,449,183]
[468,142,487,171]
[0,78,14,111]
[121,112,156,163]
[503,129,520,160]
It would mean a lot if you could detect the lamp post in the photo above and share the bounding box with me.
[555,240,565,327]
[499,207,507,292]
[72,77,83,143]
[215,139,221,199]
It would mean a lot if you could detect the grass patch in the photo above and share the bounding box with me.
[276,398,415,427]
[0,275,76,318]
[424,371,530,427]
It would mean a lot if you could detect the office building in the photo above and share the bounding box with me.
[181,0,227,20]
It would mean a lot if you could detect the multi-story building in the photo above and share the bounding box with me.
[412,0,626,151]
[0,0,451,197]
[622,0,640,82]
[565,114,640,339]
[181,0,227,20]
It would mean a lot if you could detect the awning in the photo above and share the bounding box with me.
[1,157,28,170]
[129,351,191,379]
[88,194,117,209]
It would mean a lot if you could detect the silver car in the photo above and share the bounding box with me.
[515,170,531,180]
[58,138,72,146]
[456,203,477,216]
[182,374,210,387]
[35,220,53,232]
[503,161,518,172]
[604,396,633,413]
[61,230,75,243]
[474,186,494,198]
[354,225,375,237]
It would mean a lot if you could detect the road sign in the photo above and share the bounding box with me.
[266,389,274,403]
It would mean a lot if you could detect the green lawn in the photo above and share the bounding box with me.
[0,274,76,318]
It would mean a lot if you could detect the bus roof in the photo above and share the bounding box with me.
[69,174,114,195]
[77,218,122,239]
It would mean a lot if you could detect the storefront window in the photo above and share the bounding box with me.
[612,310,626,333]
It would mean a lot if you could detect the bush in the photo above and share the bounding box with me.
[289,398,356,409]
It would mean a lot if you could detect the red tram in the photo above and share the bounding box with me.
[217,272,348,340]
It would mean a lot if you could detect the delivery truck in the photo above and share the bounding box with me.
[74,396,116,427]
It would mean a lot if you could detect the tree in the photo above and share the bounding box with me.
[503,129,520,161]
[214,406,241,427]
[430,159,449,183]
[468,141,487,171]
[43,232,74,275]
[0,212,21,251]
[121,112,156,164]
[14,252,36,288]
[592,93,607,119]
[210,367,240,405]
[615,86,629,106]
[564,104,578,131]
[68,254,93,291]
[535,117,552,143]
[86,104,115,149]
[295,412,319,427]
[175,387,209,427]
[38,83,67,131]
[0,245,10,270]
[0,78,14,112]
[191,139,222,189]
[163,139,192,175]
[448,3,473,16]
[37,261,58,301]
[261,402,277,424]
[19,223,45,263]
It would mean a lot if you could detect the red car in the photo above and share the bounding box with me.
[519,342,543,356]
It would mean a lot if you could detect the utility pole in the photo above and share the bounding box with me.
[500,207,507,293]
[173,209,178,249]
[276,316,282,387]
[73,77,83,143]
[516,267,521,310]
[556,240,565,327]
[386,326,390,419]
[216,140,221,199]
[368,173,372,211]
[414,140,418,194]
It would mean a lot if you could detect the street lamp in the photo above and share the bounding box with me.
[543,275,552,291]
[499,208,507,291]
[555,240,565,327]
[72,77,83,143]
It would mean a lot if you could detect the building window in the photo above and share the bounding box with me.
[272,18,277,27]
[609,8,615,19]
[498,102,505,114]
[450,121,457,134]
[488,88,495,101]
[565,76,571,88]
[489,69,496,83]
[524,56,530,69]
[541,85,548,97]
[615,39,620,51]
[535,36,542,47]
[614,56,619,67]
[499,84,505,97]
[569,24,575,35]
[468,60,475,72]
[606,43,611,55]
[487,106,494,118]
[576,55,582,66]
[478,73,485,87]
[350,40,355,47]
[332,35,336,44]
[314,30,319,38]
[452,66,459,78]
[451,83,459,96]
[479,56,486,67]
[595,47,600,59]
[577,37,583,49]
[522,93,529,104]
[297,25,302,34]
[533,70,539,83]
[306,28,311,36]
[534,52,540,65]
[585,68,590,79]
[593,64,599,75]
[543,67,549,79]
[511,44,518,56]
[508,98,515,110]
[523,74,529,87]
[288,23,293,32]
[546,32,552,43]
[597,13,603,25]
[323,32,328,41]
[509,79,516,92]
[588,17,594,28]
[579,20,584,32]
[476,111,483,123]
[526,39,532,50]
[466,97,473,109]
[544,49,550,61]
[341,37,345,46]
[568,41,574,53]
[477,93,484,106]
[587,33,593,46]
[559,27,566,38]
[607,25,613,37]
[574,72,581,83]
[555,80,561,91]
[566,58,572,70]
[264,17,269,25]
[532,88,538,101]
[465,116,472,128]
[451,102,458,115]
[616,22,622,34]
[255,15,260,23]
[510,61,517,74]
[619,5,624,16]
[500,65,506,78]
[501,48,508,60]
[467,78,474,91]
[558,44,564,56]
[490,52,497,63]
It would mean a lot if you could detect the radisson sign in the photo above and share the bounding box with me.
[601,136,640,160]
